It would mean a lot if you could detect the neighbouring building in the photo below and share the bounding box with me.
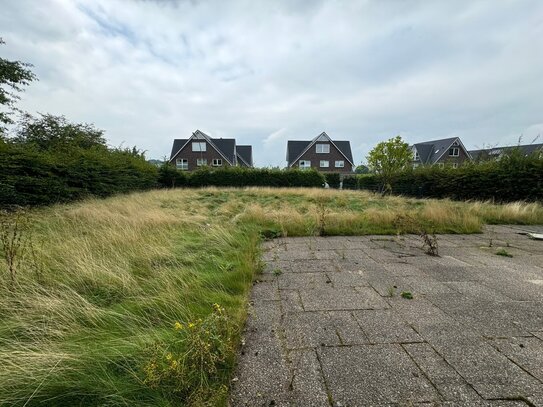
[286,132,355,173]
[411,137,471,168]
[469,143,543,161]
[169,130,253,171]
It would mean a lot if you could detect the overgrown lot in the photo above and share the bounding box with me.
[1,187,542,406]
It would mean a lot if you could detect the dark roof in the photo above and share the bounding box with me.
[469,143,543,160]
[211,138,236,163]
[412,137,460,164]
[287,140,311,164]
[236,145,253,166]
[170,139,188,160]
[169,134,236,164]
[334,141,354,164]
[286,135,354,166]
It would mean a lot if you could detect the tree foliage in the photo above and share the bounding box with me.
[0,39,37,132]
[366,135,412,192]
[1,114,157,207]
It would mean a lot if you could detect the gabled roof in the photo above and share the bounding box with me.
[236,145,253,166]
[286,132,354,167]
[412,137,468,164]
[469,143,543,160]
[168,130,236,164]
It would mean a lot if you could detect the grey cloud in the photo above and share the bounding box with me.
[1,0,542,165]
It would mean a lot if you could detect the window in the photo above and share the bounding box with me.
[335,160,344,168]
[449,147,459,156]
[414,151,420,161]
[316,144,330,154]
[299,160,311,169]
[320,160,329,168]
[196,158,207,166]
[452,162,458,169]
[413,163,420,169]
[438,163,444,168]
[212,158,222,166]
[192,142,206,152]
[176,159,188,170]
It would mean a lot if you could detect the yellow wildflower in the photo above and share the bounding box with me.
[188,322,195,329]
[166,353,173,361]
[174,321,184,331]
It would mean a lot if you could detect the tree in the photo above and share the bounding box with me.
[0,39,37,133]
[366,135,412,193]
[12,113,106,151]
[355,164,370,174]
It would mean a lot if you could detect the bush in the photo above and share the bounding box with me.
[341,176,358,190]
[0,143,158,207]
[352,153,543,202]
[324,173,341,189]
[159,167,326,189]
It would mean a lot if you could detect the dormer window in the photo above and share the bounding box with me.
[192,142,206,152]
[316,144,330,154]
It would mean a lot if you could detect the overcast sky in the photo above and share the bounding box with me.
[2,0,543,166]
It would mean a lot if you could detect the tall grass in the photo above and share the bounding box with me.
[0,187,542,405]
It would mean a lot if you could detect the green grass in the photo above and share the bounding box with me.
[1,187,542,406]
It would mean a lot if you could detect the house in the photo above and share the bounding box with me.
[169,130,253,171]
[286,132,354,173]
[469,143,543,161]
[411,137,471,168]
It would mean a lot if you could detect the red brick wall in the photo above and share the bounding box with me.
[292,141,353,173]
[171,141,232,171]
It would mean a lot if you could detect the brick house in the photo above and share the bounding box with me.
[411,137,471,168]
[286,132,354,173]
[169,130,253,171]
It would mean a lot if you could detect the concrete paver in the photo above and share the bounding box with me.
[230,225,543,406]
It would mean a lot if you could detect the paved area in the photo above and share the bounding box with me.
[230,226,543,407]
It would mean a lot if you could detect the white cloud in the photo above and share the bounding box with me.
[1,0,543,165]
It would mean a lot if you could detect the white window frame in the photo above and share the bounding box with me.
[212,158,222,167]
[320,160,329,168]
[438,162,445,168]
[316,144,330,154]
[196,158,207,166]
[452,162,458,169]
[414,151,420,161]
[299,160,311,169]
[192,142,206,152]
[449,147,459,157]
[176,158,188,170]
[335,160,345,168]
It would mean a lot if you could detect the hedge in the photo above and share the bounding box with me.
[0,144,158,207]
[349,154,543,202]
[158,166,325,189]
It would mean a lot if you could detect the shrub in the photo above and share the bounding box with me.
[324,172,341,189]
[342,176,358,190]
[353,153,543,202]
[158,167,326,189]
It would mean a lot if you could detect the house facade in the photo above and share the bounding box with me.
[169,130,253,171]
[286,132,354,173]
[411,137,471,168]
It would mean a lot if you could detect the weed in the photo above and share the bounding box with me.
[496,248,513,258]
[143,304,234,403]
[315,198,329,236]
[387,286,397,297]
[273,268,282,276]
[401,291,413,299]
[0,209,31,288]
[420,230,439,256]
